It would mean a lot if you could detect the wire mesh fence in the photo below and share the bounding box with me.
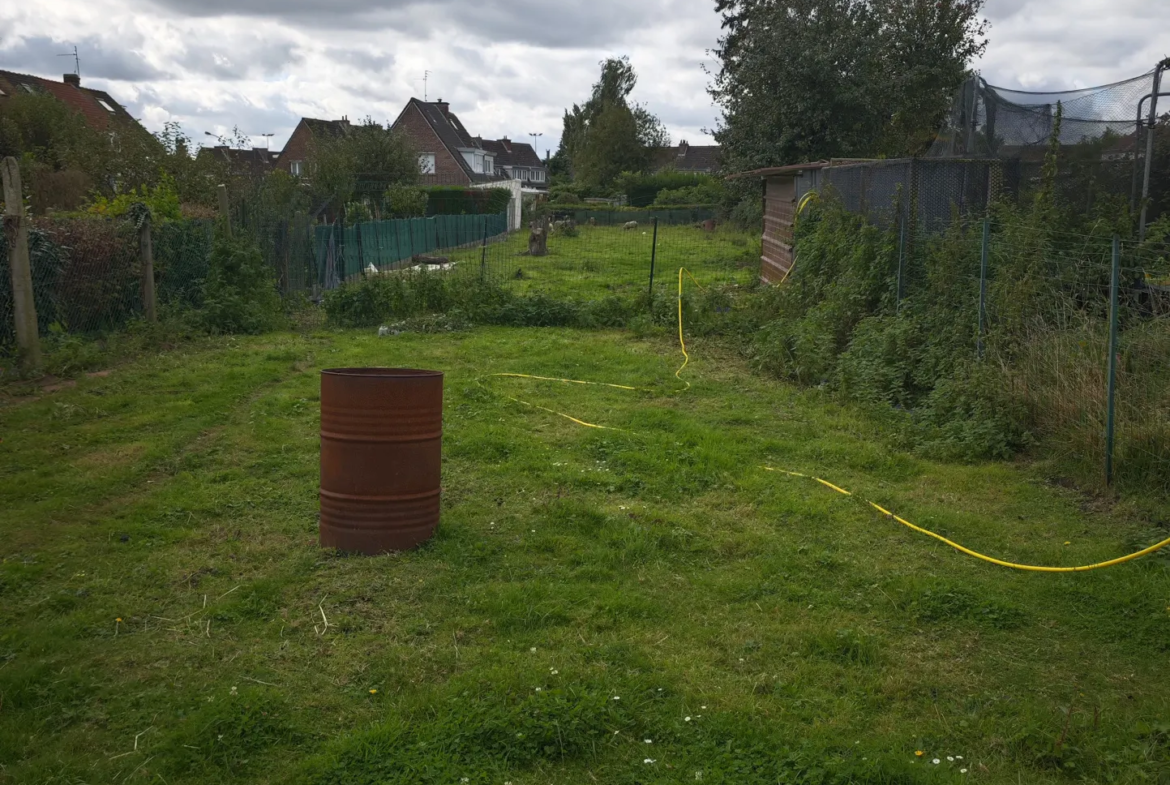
[0,215,215,345]
[870,213,1170,489]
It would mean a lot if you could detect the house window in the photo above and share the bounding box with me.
[419,153,436,175]
[534,170,544,182]
[484,156,494,174]
[97,99,116,113]
[20,83,35,94]
[290,160,303,177]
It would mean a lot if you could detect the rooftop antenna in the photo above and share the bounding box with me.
[57,45,80,76]
[414,70,431,101]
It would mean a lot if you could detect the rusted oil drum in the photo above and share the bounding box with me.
[320,368,442,554]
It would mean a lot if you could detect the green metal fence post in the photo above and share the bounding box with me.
[1105,234,1120,485]
[647,217,659,308]
[896,215,906,311]
[480,218,488,279]
[977,217,990,359]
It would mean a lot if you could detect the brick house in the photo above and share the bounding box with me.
[0,69,143,132]
[652,140,722,174]
[481,137,547,188]
[274,117,352,177]
[390,98,506,185]
[198,146,280,178]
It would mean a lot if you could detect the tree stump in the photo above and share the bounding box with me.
[527,218,549,256]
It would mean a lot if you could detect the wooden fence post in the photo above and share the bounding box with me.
[217,184,231,237]
[139,212,157,322]
[2,157,41,369]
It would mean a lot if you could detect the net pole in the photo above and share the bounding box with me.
[896,214,906,311]
[1139,61,1167,242]
[1105,234,1120,485]
[480,218,488,280]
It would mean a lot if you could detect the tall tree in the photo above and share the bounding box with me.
[558,56,669,186]
[306,118,418,210]
[709,0,987,175]
[574,102,645,187]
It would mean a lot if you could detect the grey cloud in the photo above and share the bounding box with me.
[128,84,301,139]
[144,0,671,48]
[0,34,163,81]
[177,38,302,80]
[324,47,394,72]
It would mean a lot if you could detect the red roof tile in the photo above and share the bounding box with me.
[0,69,139,132]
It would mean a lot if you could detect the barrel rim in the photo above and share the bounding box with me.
[322,367,443,378]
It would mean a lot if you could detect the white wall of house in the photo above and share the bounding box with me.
[460,149,494,174]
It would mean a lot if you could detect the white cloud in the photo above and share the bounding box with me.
[1,0,1166,155]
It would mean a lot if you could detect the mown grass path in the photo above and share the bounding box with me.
[2,327,1168,784]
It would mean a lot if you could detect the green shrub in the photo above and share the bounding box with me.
[729,196,763,229]
[425,187,509,216]
[201,229,284,334]
[550,190,581,204]
[383,184,428,218]
[618,170,715,207]
[344,200,372,226]
[652,178,725,207]
[914,364,1032,461]
[87,171,182,222]
[836,314,922,407]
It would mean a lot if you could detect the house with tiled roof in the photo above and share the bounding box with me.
[652,141,722,174]
[199,145,281,178]
[481,137,547,188]
[390,98,507,185]
[0,69,142,132]
[274,117,353,177]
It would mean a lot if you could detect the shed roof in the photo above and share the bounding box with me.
[726,159,882,179]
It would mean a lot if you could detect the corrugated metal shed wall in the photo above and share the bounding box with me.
[760,175,795,283]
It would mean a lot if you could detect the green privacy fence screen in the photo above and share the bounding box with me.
[315,213,508,282]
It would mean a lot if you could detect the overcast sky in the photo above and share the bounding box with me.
[1,0,1167,156]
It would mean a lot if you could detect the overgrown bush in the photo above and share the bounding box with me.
[201,229,284,334]
[323,272,640,331]
[424,187,510,216]
[617,170,716,207]
[344,201,373,226]
[652,177,725,206]
[550,190,582,204]
[383,184,428,218]
[87,171,183,222]
[731,149,1170,485]
[36,217,140,333]
[729,195,764,229]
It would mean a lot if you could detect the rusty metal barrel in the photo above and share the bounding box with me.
[319,368,442,554]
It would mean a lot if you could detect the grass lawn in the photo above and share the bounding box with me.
[2,326,1170,784]
[444,224,758,300]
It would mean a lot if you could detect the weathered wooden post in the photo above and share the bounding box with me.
[2,157,41,369]
[139,210,157,322]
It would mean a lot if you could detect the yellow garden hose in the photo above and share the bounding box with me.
[763,467,1170,572]
[779,191,821,284]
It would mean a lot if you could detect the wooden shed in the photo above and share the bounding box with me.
[729,161,829,284]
